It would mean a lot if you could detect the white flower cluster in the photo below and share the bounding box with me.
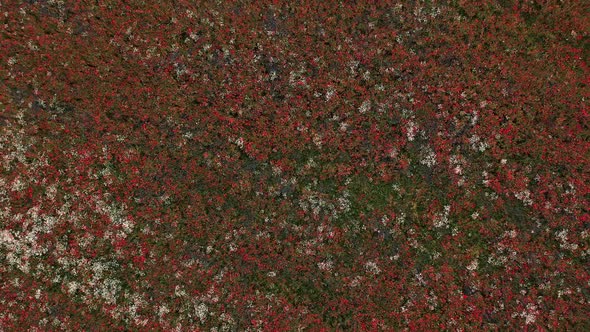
[471,109,480,125]
[396,212,406,225]
[469,134,489,152]
[466,259,479,271]
[555,229,579,251]
[419,146,437,168]
[318,260,334,272]
[288,68,308,87]
[127,293,149,326]
[512,303,539,325]
[449,155,465,184]
[0,230,32,273]
[339,122,349,132]
[194,302,209,323]
[358,100,371,114]
[312,133,323,148]
[325,86,335,101]
[515,189,533,206]
[338,190,352,213]
[94,199,135,236]
[228,136,244,149]
[157,304,170,318]
[1,110,36,172]
[0,203,70,273]
[10,176,26,192]
[298,190,343,220]
[433,205,451,228]
[86,260,125,305]
[365,261,381,275]
[487,253,509,266]
[348,60,360,75]
[406,120,418,142]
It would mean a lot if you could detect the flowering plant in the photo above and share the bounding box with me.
[1,0,588,330]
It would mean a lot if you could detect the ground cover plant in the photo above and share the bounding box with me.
[1,0,589,330]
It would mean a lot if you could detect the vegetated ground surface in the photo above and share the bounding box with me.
[1,0,589,330]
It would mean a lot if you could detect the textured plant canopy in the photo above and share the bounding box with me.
[1,0,589,330]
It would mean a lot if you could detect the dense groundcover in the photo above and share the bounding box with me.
[1,0,589,330]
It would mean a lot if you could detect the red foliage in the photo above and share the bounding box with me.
[1,0,589,330]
